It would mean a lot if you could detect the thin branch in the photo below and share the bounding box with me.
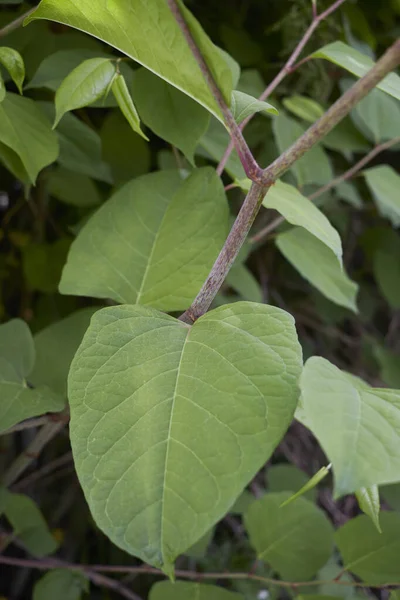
[0,7,36,39]
[12,451,73,492]
[165,0,263,182]
[2,415,53,435]
[251,134,400,244]
[216,0,348,175]
[1,555,399,590]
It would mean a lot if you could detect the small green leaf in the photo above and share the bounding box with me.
[150,582,243,600]
[355,486,381,532]
[54,57,116,126]
[280,464,331,507]
[282,95,325,123]
[335,512,400,584]
[312,41,400,101]
[47,167,101,208]
[33,569,89,600]
[68,302,302,572]
[276,227,358,312]
[231,90,278,124]
[268,464,317,502]
[300,356,400,497]
[111,72,148,141]
[352,88,400,144]
[364,165,400,227]
[0,47,25,93]
[245,492,334,581]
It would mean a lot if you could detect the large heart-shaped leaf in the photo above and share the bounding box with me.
[26,0,233,120]
[68,302,302,573]
[60,168,229,311]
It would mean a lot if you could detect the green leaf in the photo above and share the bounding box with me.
[351,88,400,144]
[335,181,363,208]
[111,72,148,141]
[355,486,381,532]
[23,238,71,294]
[263,180,342,262]
[27,0,233,121]
[33,569,89,600]
[244,492,334,581]
[282,95,325,123]
[280,465,331,507]
[373,346,400,388]
[47,167,101,208]
[197,119,245,181]
[276,228,358,312]
[4,492,58,557]
[31,308,97,396]
[150,582,243,600]
[0,73,5,102]
[68,302,302,572]
[54,57,116,126]
[230,90,278,124]
[364,165,400,227]
[0,319,64,433]
[134,67,210,165]
[60,168,229,311]
[0,93,58,184]
[312,41,400,101]
[230,490,255,515]
[184,527,214,558]
[273,113,333,186]
[268,464,317,502]
[300,356,400,497]
[335,512,400,584]
[225,265,262,303]
[373,229,400,309]
[0,47,25,93]
[321,118,370,155]
[380,483,400,511]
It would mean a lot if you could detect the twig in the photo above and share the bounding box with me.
[1,555,399,590]
[2,415,54,435]
[251,134,400,244]
[0,7,36,39]
[12,451,73,492]
[216,0,348,176]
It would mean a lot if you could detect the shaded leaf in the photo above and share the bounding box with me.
[352,88,400,143]
[380,483,400,511]
[47,167,101,208]
[268,464,317,502]
[150,581,242,600]
[355,486,381,532]
[0,46,25,93]
[283,95,325,123]
[23,238,71,294]
[364,165,400,227]
[280,465,331,507]
[197,119,245,181]
[373,346,400,388]
[373,229,400,309]
[226,264,263,303]
[33,569,89,600]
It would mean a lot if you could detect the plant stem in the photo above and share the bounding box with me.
[166,0,263,182]
[0,7,36,39]
[251,135,400,244]
[1,555,399,590]
[2,415,53,435]
[216,0,348,176]
[180,39,400,321]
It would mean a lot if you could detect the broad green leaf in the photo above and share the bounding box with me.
[68,302,302,572]
[0,140,30,183]
[0,319,64,433]
[352,88,400,143]
[280,465,331,507]
[268,464,317,502]
[47,167,101,208]
[373,346,400,388]
[197,119,246,181]
[373,229,400,309]
[3,492,58,557]
[335,181,363,208]
[31,308,97,396]
[380,483,400,511]
[33,569,89,600]
[111,73,148,141]
[27,0,233,121]
[262,180,342,262]
[276,228,358,312]
[273,113,333,186]
[244,492,334,581]
[231,90,278,124]
[0,47,25,93]
[54,57,116,126]
[23,238,71,294]
[335,512,400,584]
[312,41,400,101]
[364,166,400,227]
[283,95,325,123]
[134,67,210,165]
[300,356,400,497]
[150,582,243,600]
[355,486,381,532]
[60,168,229,311]
[226,265,263,303]
[0,93,58,184]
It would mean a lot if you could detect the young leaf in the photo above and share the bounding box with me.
[268,464,317,502]
[280,464,331,507]
[283,95,325,123]
[335,513,400,584]
[150,582,243,600]
[244,492,334,581]
[0,93,58,184]
[300,356,400,497]
[230,90,278,124]
[276,227,358,312]
[0,47,25,93]
[355,486,381,532]
[33,569,89,600]
[68,302,302,573]
[27,0,233,120]
[54,57,116,126]
[134,67,210,165]
[364,165,400,227]
[59,168,229,312]
[312,41,400,101]
[111,73,148,141]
